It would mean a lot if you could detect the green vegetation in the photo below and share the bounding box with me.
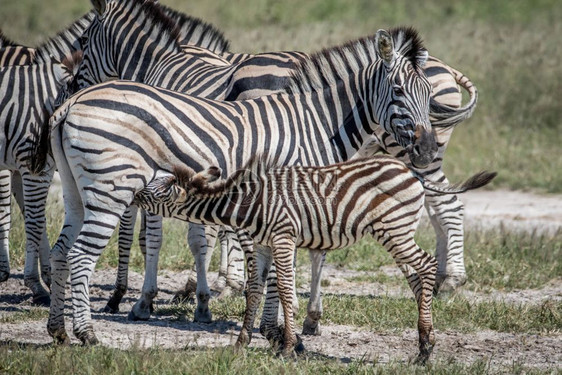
[0,342,554,375]
[0,308,48,324]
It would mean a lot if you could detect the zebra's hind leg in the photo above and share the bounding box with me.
[424,191,467,293]
[302,249,325,336]
[129,211,162,321]
[47,155,84,345]
[210,227,228,294]
[0,170,12,283]
[106,205,138,313]
[384,236,437,365]
[20,169,54,306]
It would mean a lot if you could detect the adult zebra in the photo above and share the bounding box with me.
[34,26,437,346]
[0,13,93,302]
[133,156,495,361]
[69,0,476,324]
[0,40,80,303]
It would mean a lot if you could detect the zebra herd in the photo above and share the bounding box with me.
[0,0,494,363]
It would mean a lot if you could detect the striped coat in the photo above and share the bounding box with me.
[133,155,495,361]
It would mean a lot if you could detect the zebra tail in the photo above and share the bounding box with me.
[429,67,478,128]
[421,171,497,194]
[28,100,71,175]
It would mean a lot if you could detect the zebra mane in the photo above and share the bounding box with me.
[287,26,426,94]
[105,0,182,54]
[174,155,279,198]
[159,4,230,54]
[33,12,94,64]
[0,29,18,48]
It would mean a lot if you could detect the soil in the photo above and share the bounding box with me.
[1,189,561,369]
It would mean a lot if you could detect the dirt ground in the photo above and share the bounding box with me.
[1,189,561,369]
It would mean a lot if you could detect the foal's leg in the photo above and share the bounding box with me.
[302,249,325,335]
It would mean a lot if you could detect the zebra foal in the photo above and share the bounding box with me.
[135,156,496,362]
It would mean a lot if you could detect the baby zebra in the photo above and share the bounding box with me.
[133,155,496,363]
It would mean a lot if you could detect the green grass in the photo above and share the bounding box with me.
[0,343,554,375]
[0,308,48,324]
[155,294,562,335]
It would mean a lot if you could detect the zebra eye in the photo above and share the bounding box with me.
[393,86,404,96]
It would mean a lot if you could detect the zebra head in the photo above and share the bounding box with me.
[372,28,437,169]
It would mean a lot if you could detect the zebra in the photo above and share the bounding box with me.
[0,43,80,303]
[133,155,495,361]
[69,0,477,325]
[33,26,437,346]
[0,13,93,301]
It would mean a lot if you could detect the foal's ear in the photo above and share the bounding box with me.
[91,0,107,16]
[375,29,395,67]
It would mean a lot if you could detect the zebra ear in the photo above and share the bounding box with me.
[416,48,429,68]
[375,29,395,67]
[90,0,107,16]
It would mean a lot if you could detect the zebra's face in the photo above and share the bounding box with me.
[70,6,119,94]
[373,29,438,169]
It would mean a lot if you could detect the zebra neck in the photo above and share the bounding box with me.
[295,70,377,163]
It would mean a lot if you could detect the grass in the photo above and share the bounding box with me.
[154,294,561,335]
[0,343,553,375]
[0,308,49,324]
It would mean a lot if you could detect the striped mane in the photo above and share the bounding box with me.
[104,0,182,54]
[160,5,230,54]
[33,12,94,64]
[287,26,426,94]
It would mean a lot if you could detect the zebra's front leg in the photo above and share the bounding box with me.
[20,170,53,306]
[129,211,162,321]
[234,231,264,351]
[210,227,228,293]
[302,249,325,336]
[216,226,246,298]
[105,205,138,313]
[0,169,12,283]
[424,191,467,293]
[12,171,51,289]
[271,236,303,357]
[187,223,217,323]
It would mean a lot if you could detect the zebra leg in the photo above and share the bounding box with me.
[234,232,264,350]
[11,171,51,289]
[217,226,246,298]
[424,190,467,293]
[185,224,218,323]
[47,152,84,345]
[270,236,303,357]
[20,170,53,306]
[210,227,228,293]
[105,205,138,313]
[302,249,325,336]
[383,236,437,364]
[129,211,162,321]
[70,209,126,345]
[0,170,12,283]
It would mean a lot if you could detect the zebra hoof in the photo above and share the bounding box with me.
[128,308,150,321]
[78,331,100,346]
[0,270,9,282]
[128,300,152,321]
[49,327,71,346]
[294,334,306,354]
[194,307,212,323]
[103,303,119,314]
[434,274,467,295]
[302,317,322,336]
[32,294,51,307]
